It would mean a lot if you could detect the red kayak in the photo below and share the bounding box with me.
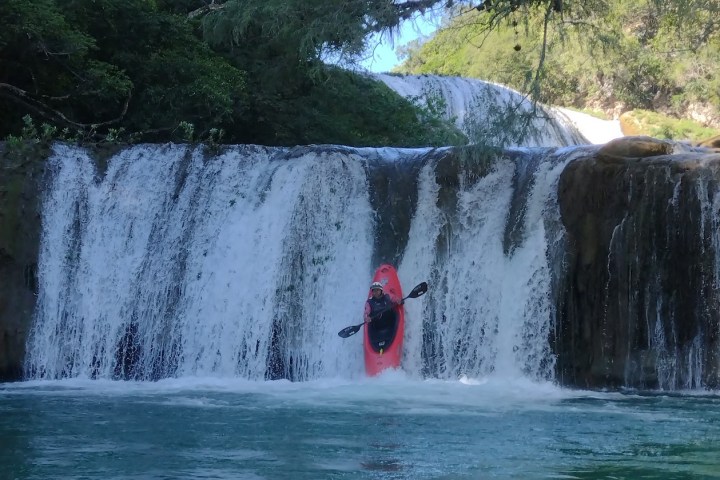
[363,264,404,376]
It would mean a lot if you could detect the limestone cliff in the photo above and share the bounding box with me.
[0,143,45,381]
[557,137,720,389]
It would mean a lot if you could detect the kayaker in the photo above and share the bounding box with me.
[364,281,402,326]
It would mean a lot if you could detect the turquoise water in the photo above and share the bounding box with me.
[2,374,719,479]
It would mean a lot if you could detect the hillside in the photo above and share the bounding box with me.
[396,0,720,141]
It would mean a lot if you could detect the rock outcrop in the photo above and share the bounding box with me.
[0,144,46,381]
[557,137,720,389]
[698,134,720,149]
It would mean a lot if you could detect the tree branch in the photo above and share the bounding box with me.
[188,1,227,19]
[0,83,130,131]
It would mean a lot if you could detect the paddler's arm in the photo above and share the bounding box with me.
[363,301,372,323]
[387,292,404,306]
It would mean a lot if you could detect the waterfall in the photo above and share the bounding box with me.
[399,148,572,380]
[26,143,567,382]
[27,142,720,387]
[374,74,588,147]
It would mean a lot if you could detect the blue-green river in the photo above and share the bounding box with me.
[2,374,719,479]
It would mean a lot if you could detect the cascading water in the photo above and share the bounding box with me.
[374,74,588,147]
[26,141,720,388]
[400,147,577,380]
[27,144,376,381]
[26,143,568,383]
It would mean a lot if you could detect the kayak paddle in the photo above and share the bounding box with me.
[337,281,428,338]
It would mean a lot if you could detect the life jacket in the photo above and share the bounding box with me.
[367,294,395,319]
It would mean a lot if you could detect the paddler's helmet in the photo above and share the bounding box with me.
[370,281,384,291]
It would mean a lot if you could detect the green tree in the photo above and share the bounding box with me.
[184,0,468,146]
[0,0,131,134]
[0,0,245,141]
[396,0,720,125]
[0,0,467,146]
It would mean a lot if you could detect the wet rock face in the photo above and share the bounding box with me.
[597,135,674,160]
[557,137,720,389]
[698,134,720,149]
[0,144,45,382]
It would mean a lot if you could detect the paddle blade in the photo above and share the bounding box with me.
[407,282,428,299]
[338,323,363,338]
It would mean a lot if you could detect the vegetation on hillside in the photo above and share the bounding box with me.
[396,0,720,138]
[619,110,719,142]
[0,0,465,147]
[2,0,718,146]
